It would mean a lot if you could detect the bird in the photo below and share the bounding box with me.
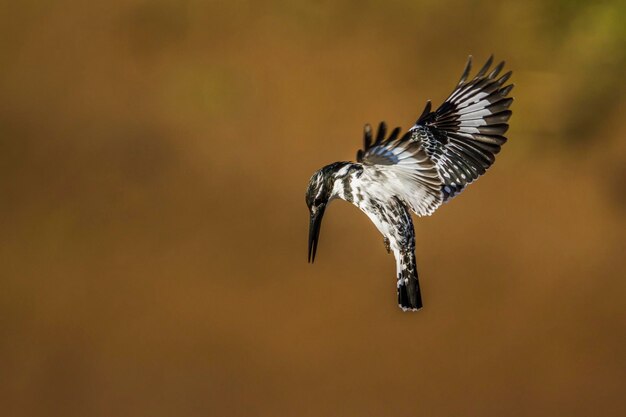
[305,55,514,311]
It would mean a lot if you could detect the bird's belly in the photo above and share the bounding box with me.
[356,204,397,246]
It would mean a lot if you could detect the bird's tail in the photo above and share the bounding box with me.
[396,250,422,311]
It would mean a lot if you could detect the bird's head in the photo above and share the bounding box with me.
[306,162,360,262]
[305,167,334,263]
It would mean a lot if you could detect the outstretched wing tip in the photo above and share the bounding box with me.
[411,55,514,202]
[416,100,433,124]
[459,57,473,85]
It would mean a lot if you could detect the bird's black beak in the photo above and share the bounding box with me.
[308,205,325,263]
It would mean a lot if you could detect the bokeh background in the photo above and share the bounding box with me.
[1,1,625,416]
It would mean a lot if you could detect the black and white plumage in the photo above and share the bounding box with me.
[305,56,513,311]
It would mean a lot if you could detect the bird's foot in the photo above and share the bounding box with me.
[383,237,391,254]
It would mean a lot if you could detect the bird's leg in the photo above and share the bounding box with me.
[383,237,391,254]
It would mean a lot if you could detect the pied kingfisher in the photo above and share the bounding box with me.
[305,55,513,311]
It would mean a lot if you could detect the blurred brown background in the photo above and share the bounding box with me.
[1,1,625,416]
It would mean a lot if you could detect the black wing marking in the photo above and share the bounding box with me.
[357,122,408,165]
[411,55,514,201]
[356,122,443,216]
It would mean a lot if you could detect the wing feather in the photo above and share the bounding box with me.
[355,55,513,214]
[357,122,443,216]
[411,55,514,201]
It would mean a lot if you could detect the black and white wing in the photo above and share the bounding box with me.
[410,55,514,201]
[356,122,443,216]
[355,55,513,215]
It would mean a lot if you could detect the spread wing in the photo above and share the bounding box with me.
[356,122,443,216]
[410,55,514,201]
[356,55,513,215]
